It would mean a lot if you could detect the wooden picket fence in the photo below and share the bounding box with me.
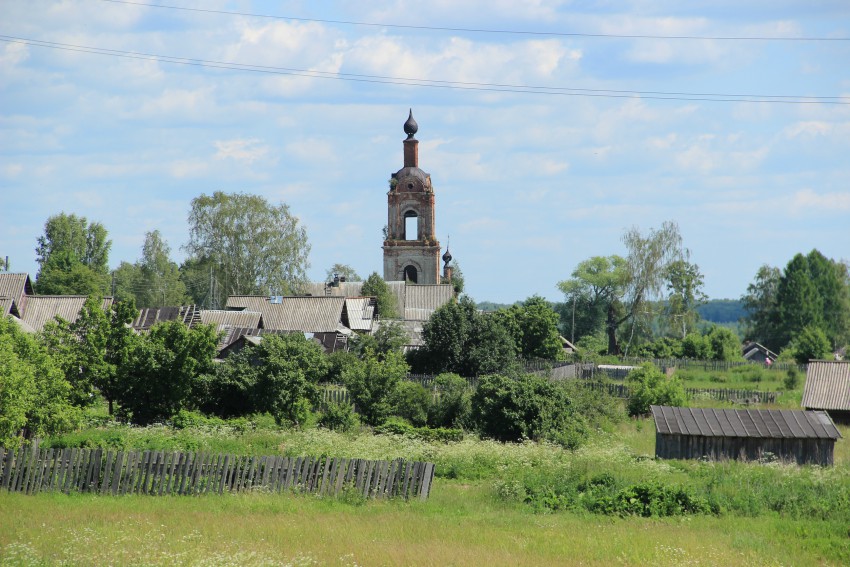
[0,444,435,501]
[581,381,780,404]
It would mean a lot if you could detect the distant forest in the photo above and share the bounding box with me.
[695,299,746,323]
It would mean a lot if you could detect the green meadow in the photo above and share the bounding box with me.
[2,415,849,566]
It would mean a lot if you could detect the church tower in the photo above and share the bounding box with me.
[383,110,440,284]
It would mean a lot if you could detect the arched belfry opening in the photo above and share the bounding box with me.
[382,109,440,284]
[404,265,418,283]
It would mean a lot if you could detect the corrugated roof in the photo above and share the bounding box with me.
[343,298,376,331]
[651,405,841,440]
[0,273,33,317]
[199,309,263,329]
[802,360,850,411]
[132,306,184,330]
[225,295,347,332]
[21,295,114,332]
[403,284,454,321]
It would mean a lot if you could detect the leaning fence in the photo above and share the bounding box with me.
[0,445,435,501]
[580,381,780,404]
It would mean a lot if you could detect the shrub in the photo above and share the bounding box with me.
[389,381,430,427]
[428,373,472,428]
[470,373,587,446]
[791,326,831,363]
[626,363,686,416]
[318,402,358,432]
[784,367,801,390]
[342,349,409,426]
[682,332,711,359]
[374,418,463,442]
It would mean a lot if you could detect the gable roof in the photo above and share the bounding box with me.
[742,341,778,361]
[131,305,200,331]
[0,273,33,317]
[225,295,347,333]
[802,360,850,411]
[404,284,454,321]
[199,309,263,329]
[21,295,114,332]
[343,297,376,331]
[651,405,841,440]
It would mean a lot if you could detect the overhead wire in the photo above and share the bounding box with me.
[96,0,850,42]
[1,35,847,105]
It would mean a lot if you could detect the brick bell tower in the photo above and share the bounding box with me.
[383,109,440,284]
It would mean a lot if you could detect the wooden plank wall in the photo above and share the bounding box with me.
[0,444,435,500]
[655,433,835,466]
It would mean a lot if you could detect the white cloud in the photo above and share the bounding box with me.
[169,160,208,179]
[214,138,269,164]
[790,188,850,212]
[0,42,28,69]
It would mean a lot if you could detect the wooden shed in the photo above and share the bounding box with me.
[651,405,841,465]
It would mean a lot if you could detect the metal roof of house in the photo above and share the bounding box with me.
[131,305,200,331]
[199,309,263,329]
[402,284,454,321]
[225,295,348,333]
[343,298,376,331]
[0,273,33,317]
[742,341,779,361]
[21,295,114,332]
[802,360,850,411]
[651,405,841,440]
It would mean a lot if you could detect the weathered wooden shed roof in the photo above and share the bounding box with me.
[0,273,33,317]
[225,295,348,333]
[21,295,114,332]
[802,360,850,411]
[651,405,841,440]
[199,309,263,329]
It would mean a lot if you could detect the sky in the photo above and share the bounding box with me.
[2,0,849,305]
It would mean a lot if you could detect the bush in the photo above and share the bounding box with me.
[470,373,587,446]
[784,367,801,390]
[318,402,359,432]
[791,326,831,363]
[388,381,430,427]
[342,350,409,426]
[626,363,686,416]
[428,373,472,428]
[374,418,463,442]
[682,332,711,359]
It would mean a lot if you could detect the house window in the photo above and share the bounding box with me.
[404,211,418,240]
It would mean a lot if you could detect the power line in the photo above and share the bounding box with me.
[97,0,850,42]
[2,35,848,105]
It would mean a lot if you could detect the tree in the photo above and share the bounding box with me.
[789,326,831,363]
[360,272,398,318]
[428,373,472,428]
[441,260,465,295]
[324,264,361,283]
[35,213,111,295]
[495,295,564,361]
[664,257,707,338]
[389,381,430,427]
[0,317,80,447]
[342,349,410,426]
[742,264,782,347]
[350,320,408,360]
[184,192,310,306]
[470,373,587,446]
[706,326,741,361]
[774,253,824,349]
[626,363,686,416]
[806,250,850,349]
[411,296,518,376]
[252,334,329,427]
[199,347,258,418]
[117,321,218,425]
[119,231,189,308]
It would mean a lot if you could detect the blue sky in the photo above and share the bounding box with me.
[2,0,849,304]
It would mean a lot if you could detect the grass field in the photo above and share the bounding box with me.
[2,415,848,566]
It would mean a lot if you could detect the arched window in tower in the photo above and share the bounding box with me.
[404,265,418,283]
[404,210,418,241]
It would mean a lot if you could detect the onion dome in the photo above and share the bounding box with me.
[442,247,452,264]
[404,109,418,139]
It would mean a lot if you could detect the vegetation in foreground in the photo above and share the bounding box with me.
[2,417,849,566]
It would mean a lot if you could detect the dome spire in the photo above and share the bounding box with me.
[403,108,418,139]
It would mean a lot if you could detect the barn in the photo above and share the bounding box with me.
[802,360,850,423]
[651,405,841,465]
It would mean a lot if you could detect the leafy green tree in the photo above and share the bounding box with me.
[251,334,329,427]
[664,258,707,338]
[626,363,686,416]
[389,381,430,427]
[495,295,563,361]
[360,272,398,318]
[806,250,850,349]
[470,373,586,446]
[34,213,111,295]
[116,231,189,308]
[117,321,218,425]
[198,346,258,418]
[440,260,465,295]
[0,317,80,447]
[706,326,741,361]
[350,320,408,360]
[342,349,409,426]
[183,192,310,306]
[681,332,711,360]
[428,373,471,428]
[774,253,824,348]
[741,264,782,347]
[412,296,518,376]
[789,326,832,363]
[324,264,361,282]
